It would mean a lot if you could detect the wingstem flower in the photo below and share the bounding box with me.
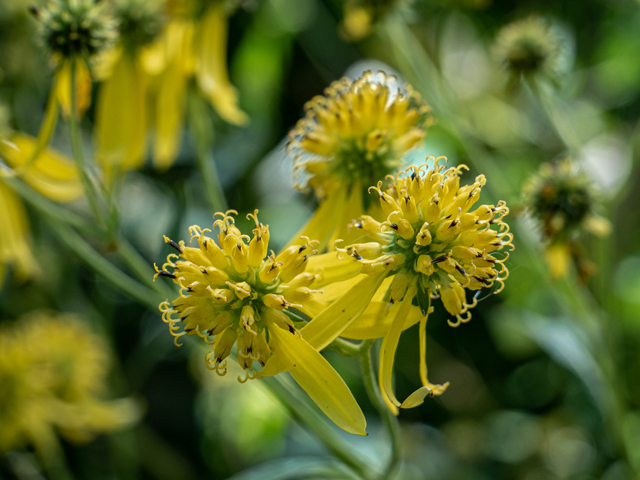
[299,158,513,414]
[154,210,367,435]
[286,70,432,251]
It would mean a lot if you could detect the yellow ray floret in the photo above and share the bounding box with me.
[154,209,366,435]
[305,157,514,414]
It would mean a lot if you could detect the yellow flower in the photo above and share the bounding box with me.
[287,70,432,250]
[154,209,367,435]
[304,158,513,414]
[94,0,164,181]
[0,312,141,462]
[523,159,610,279]
[95,0,248,177]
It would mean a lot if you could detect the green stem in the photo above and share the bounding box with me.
[68,57,104,227]
[189,91,228,213]
[265,375,373,480]
[196,147,228,213]
[359,341,402,480]
[48,220,162,309]
[115,236,174,298]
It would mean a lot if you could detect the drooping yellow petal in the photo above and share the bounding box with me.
[400,297,448,409]
[0,182,38,281]
[195,3,248,126]
[379,282,417,415]
[95,53,148,181]
[301,270,388,351]
[54,59,92,119]
[153,59,188,169]
[284,188,349,252]
[0,135,83,203]
[341,301,425,340]
[262,324,367,436]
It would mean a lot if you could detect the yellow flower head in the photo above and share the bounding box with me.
[155,209,367,435]
[334,158,513,413]
[156,210,322,377]
[288,71,432,199]
[523,159,610,279]
[0,312,141,459]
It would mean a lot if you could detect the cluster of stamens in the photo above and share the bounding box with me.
[288,71,432,197]
[339,158,514,326]
[155,210,322,381]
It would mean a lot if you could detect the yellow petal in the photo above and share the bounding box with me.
[341,301,425,339]
[195,3,248,126]
[301,270,388,351]
[55,59,92,118]
[283,188,348,252]
[379,283,417,415]
[0,134,83,203]
[400,386,433,409]
[0,182,38,280]
[545,243,571,279]
[328,183,364,248]
[305,252,362,289]
[263,325,367,436]
[153,59,188,169]
[95,54,148,181]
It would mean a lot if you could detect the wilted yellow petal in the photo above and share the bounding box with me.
[195,3,248,126]
[400,386,433,409]
[284,187,348,252]
[95,53,148,181]
[301,270,387,350]
[55,59,92,119]
[263,324,367,435]
[0,134,83,203]
[379,282,417,415]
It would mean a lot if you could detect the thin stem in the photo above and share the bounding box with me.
[189,91,228,212]
[115,236,174,298]
[68,57,104,227]
[196,147,228,213]
[264,375,373,480]
[48,220,162,309]
[359,340,402,480]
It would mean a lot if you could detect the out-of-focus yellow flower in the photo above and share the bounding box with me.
[340,0,410,42]
[0,312,142,462]
[301,159,513,414]
[523,159,610,280]
[94,0,164,182]
[149,0,248,169]
[287,71,432,251]
[26,0,115,171]
[154,209,366,435]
